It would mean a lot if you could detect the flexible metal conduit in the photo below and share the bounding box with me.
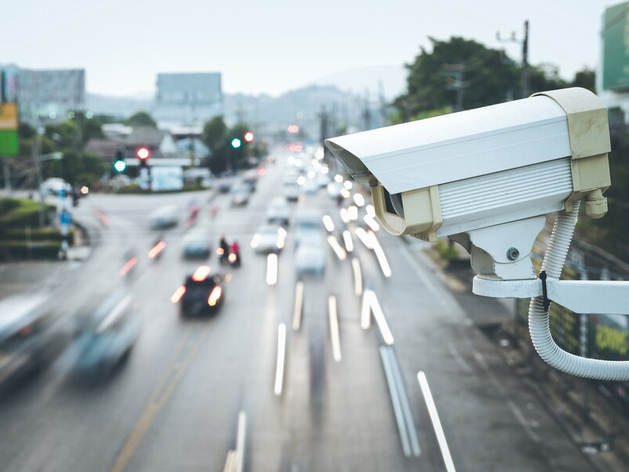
[528,200,629,381]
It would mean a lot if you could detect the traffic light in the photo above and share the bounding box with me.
[136,146,150,167]
[231,138,242,149]
[244,131,254,143]
[113,149,126,173]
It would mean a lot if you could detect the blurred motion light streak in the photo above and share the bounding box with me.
[355,228,375,250]
[119,257,137,275]
[322,215,335,232]
[418,371,457,472]
[235,411,247,472]
[267,253,278,286]
[328,296,342,362]
[343,230,354,253]
[351,257,363,296]
[353,193,365,207]
[339,208,350,224]
[327,235,347,261]
[370,292,394,345]
[292,282,304,331]
[364,214,381,232]
[275,324,287,395]
[170,285,186,303]
[348,205,358,221]
[361,290,373,329]
[148,240,166,258]
[192,265,211,281]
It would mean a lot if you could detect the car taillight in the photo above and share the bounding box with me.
[171,285,186,303]
[148,240,166,258]
[228,253,237,263]
[192,265,211,281]
[208,286,222,306]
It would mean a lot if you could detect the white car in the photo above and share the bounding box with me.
[149,205,179,229]
[251,224,287,254]
[294,208,322,246]
[295,234,326,276]
[40,177,71,196]
[284,184,299,202]
[266,197,290,225]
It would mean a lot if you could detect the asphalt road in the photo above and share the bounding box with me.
[0,149,598,472]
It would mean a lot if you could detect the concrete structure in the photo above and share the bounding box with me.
[154,72,223,126]
[0,64,85,123]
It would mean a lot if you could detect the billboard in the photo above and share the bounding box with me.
[0,103,19,156]
[603,2,629,90]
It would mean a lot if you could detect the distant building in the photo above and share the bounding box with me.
[598,2,629,131]
[154,72,223,126]
[0,64,85,123]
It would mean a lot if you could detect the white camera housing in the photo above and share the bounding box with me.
[325,88,611,243]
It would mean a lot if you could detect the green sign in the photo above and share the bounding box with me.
[603,2,629,91]
[0,130,18,156]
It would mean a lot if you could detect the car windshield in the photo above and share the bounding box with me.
[1,4,624,472]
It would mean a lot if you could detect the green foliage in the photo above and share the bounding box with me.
[394,37,519,120]
[45,151,107,186]
[0,240,62,261]
[202,116,228,154]
[0,198,55,228]
[435,239,458,261]
[125,111,157,128]
[572,69,596,93]
[201,118,255,174]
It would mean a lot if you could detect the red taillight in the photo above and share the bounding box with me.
[148,241,166,258]
[19,325,33,336]
[171,285,186,303]
[119,257,138,275]
[228,253,237,263]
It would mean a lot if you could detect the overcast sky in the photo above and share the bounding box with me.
[1,0,615,97]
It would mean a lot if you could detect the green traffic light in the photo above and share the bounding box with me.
[114,160,127,172]
[231,138,242,149]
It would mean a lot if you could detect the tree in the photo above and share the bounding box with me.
[202,116,228,155]
[394,37,519,121]
[571,69,596,93]
[125,111,157,128]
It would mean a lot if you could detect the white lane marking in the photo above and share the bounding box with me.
[447,344,473,374]
[370,291,395,346]
[507,400,541,444]
[361,290,372,330]
[223,450,236,472]
[266,253,278,286]
[351,257,363,296]
[380,346,411,456]
[374,245,392,278]
[343,229,354,253]
[274,324,287,395]
[235,411,247,472]
[354,227,375,250]
[387,347,421,457]
[292,281,304,331]
[417,371,457,472]
[327,235,347,261]
[328,296,342,362]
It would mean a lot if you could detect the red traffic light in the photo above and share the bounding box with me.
[244,131,254,143]
[136,147,150,160]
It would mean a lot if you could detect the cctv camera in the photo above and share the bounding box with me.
[325,88,610,243]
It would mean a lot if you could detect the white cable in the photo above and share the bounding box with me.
[528,200,629,381]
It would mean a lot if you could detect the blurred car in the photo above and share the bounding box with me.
[303,179,319,195]
[182,229,212,259]
[295,234,326,276]
[316,173,331,188]
[294,208,322,246]
[40,177,71,196]
[284,183,299,202]
[266,196,290,225]
[243,169,258,190]
[230,182,251,207]
[66,289,139,376]
[251,224,287,254]
[149,205,179,229]
[0,294,52,386]
[176,267,224,317]
[216,176,234,193]
[283,171,298,186]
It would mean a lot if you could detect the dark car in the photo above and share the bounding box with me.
[174,266,224,317]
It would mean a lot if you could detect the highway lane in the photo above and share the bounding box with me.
[0,149,598,472]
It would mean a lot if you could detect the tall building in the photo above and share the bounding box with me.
[0,64,85,123]
[154,72,223,126]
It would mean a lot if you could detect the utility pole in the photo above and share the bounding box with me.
[497,20,530,98]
